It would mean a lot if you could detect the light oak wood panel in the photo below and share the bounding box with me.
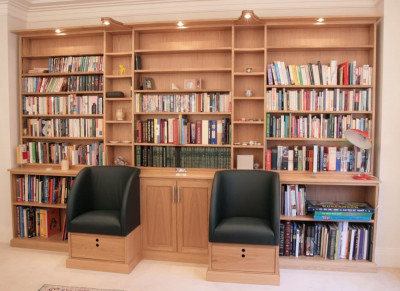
[105,144,133,166]
[136,29,232,50]
[267,27,373,47]
[141,178,177,252]
[267,50,371,67]
[233,147,264,169]
[104,123,132,142]
[105,78,132,97]
[234,27,264,49]
[234,52,264,73]
[105,100,132,121]
[23,35,104,57]
[10,233,68,252]
[105,55,132,76]
[233,123,264,143]
[139,52,231,71]
[177,180,211,255]
[105,31,132,53]
[234,75,264,98]
[135,72,231,92]
[234,99,264,121]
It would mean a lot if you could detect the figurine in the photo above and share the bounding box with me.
[172,82,179,90]
[119,64,126,76]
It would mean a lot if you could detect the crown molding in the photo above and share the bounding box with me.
[1,0,384,27]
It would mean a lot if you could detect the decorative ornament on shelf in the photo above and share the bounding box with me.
[344,129,372,180]
[114,156,127,166]
[172,82,180,90]
[119,64,126,76]
[116,108,125,121]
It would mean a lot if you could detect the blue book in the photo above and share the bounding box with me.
[313,215,371,221]
[209,120,217,144]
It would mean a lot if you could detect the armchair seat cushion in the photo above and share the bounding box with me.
[212,217,276,245]
[69,210,121,236]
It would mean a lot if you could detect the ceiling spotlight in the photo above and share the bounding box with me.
[55,28,61,33]
[244,13,251,19]
[317,18,324,22]
[177,21,184,27]
[102,20,110,25]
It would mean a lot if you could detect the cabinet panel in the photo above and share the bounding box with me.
[141,178,177,252]
[177,180,211,254]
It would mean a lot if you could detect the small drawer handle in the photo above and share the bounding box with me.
[242,254,245,258]
[96,238,99,242]
[242,248,245,252]
[96,243,99,247]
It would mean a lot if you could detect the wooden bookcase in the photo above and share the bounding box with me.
[11,15,380,271]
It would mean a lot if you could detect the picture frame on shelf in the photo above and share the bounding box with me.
[184,78,201,90]
[141,77,154,90]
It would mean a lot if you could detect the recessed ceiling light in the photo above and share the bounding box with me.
[103,20,110,25]
[55,28,61,33]
[177,21,184,27]
[244,13,252,19]
[317,18,324,22]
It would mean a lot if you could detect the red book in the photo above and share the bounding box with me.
[309,150,313,172]
[266,149,272,170]
[173,119,179,145]
[137,121,142,143]
[196,120,202,144]
[46,208,60,237]
[339,62,349,85]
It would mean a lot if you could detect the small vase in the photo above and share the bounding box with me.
[116,108,125,121]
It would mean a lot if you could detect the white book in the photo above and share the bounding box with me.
[288,150,294,171]
[313,145,318,173]
[330,60,338,85]
[348,227,355,260]
[202,119,209,144]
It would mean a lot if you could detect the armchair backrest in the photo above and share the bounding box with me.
[80,166,140,211]
[211,170,280,220]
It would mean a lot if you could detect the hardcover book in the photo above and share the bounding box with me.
[307,201,374,213]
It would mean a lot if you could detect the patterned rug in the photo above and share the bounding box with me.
[38,285,124,291]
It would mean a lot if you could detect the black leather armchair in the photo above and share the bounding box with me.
[209,170,280,246]
[66,166,140,236]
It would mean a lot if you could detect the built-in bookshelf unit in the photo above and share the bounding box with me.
[11,15,380,272]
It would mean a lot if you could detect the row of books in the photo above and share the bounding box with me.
[135,92,232,113]
[267,60,373,86]
[280,221,373,261]
[22,95,103,115]
[265,145,371,173]
[22,75,104,93]
[135,146,231,169]
[136,118,231,145]
[281,184,307,216]
[15,175,75,204]
[266,88,372,112]
[23,118,103,138]
[48,55,104,73]
[16,207,63,239]
[307,200,374,222]
[266,113,371,139]
[16,142,104,166]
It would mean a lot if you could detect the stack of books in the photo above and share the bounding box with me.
[307,201,374,221]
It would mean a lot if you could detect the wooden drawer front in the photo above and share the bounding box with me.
[70,233,125,262]
[211,244,276,273]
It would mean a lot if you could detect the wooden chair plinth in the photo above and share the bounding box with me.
[206,242,280,285]
[66,225,142,274]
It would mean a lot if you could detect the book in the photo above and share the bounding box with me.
[313,215,371,221]
[307,201,375,213]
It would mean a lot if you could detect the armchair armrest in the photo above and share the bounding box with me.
[120,167,141,235]
[66,167,93,231]
[209,171,225,241]
[267,172,281,245]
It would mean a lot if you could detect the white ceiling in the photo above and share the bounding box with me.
[1,0,383,28]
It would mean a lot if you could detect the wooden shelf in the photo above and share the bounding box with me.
[10,234,68,252]
[266,85,373,89]
[135,68,231,73]
[135,112,231,115]
[21,91,103,95]
[105,97,132,101]
[267,110,373,114]
[22,114,103,118]
[105,75,133,79]
[135,47,232,54]
[280,214,374,223]
[134,89,230,93]
[9,167,80,176]
[135,143,231,147]
[13,201,67,208]
[105,52,132,56]
[279,256,377,272]
[267,45,374,52]
[265,137,348,141]
[22,136,104,140]
[22,72,103,77]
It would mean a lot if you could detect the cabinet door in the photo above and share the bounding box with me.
[177,179,212,255]
[141,178,177,252]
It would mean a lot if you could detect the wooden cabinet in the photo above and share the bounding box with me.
[141,177,211,262]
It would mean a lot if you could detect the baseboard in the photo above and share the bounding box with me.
[206,268,280,285]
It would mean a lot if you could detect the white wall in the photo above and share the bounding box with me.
[0,12,25,244]
[375,0,400,268]
[2,0,400,268]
